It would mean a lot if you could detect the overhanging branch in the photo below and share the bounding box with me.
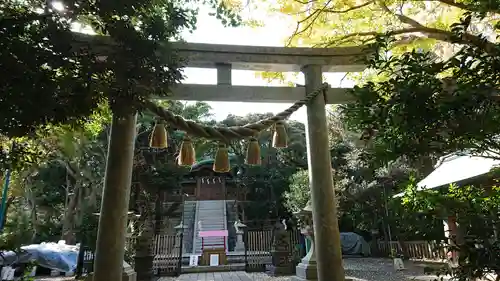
[287,0,375,46]
[320,28,428,46]
[375,0,499,54]
[435,0,471,10]
[435,0,500,14]
[287,0,499,54]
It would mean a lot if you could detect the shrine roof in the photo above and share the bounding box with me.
[393,152,500,198]
[190,154,238,171]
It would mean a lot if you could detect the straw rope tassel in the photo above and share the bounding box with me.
[213,143,230,173]
[178,136,196,166]
[246,137,261,165]
[272,121,288,148]
[149,119,168,149]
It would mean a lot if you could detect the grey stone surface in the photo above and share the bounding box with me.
[234,233,245,252]
[122,261,137,281]
[170,41,368,72]
[294,262,317,280]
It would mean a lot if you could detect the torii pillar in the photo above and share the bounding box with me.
[302,65,345,281]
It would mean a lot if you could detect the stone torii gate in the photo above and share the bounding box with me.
[86,38,369,281]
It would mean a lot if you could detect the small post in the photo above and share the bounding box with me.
[0,169,11,231]
[0,142,15,231]
[302,65,345,281]
[444,215,460,266]
[93,111,137,281]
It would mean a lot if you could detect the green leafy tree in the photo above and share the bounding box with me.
[284,169,310,213]
[340,34,500,162]
[402,181,500,280]
[0,3,239,278]
[259,0,497,51]
[0,100,217,248]
[0,0,239,167]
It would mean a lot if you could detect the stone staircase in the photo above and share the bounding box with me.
[181,201,197,254]
[192,200,227,254]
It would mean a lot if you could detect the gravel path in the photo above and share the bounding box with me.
[344,257,446,281]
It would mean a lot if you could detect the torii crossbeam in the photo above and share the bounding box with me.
[80,33,370,281]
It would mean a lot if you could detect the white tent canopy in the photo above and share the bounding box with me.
[394,153,500,198]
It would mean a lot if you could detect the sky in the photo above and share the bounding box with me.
[179,6,355,122]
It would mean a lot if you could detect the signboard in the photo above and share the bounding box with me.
[189,255,199,267]
[209,254,219,266]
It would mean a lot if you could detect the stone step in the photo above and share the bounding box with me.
[181,264,245,273]
[192,200,228,254]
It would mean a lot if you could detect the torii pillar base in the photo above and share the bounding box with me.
[290,266,353,281]
[290,261,318,281]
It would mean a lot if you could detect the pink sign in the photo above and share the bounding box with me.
[199,230,228,237]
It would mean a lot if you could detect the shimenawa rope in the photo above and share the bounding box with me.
[144,83,330,143]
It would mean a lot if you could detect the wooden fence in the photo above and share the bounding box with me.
[77,230,304,276]
[376,240,448,261]
[152,234,182,276]
[77,234,181,278]
[153,235,177,255]
[244,229,303,272]
[245,229,272,272]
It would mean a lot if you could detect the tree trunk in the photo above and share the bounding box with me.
[29,194,38,243]
[93,111,137,281]
[61,184,80,245]
[1,197,14,229]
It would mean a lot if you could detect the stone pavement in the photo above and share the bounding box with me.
[158,272,288,281]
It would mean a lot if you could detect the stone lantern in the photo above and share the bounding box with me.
[174,221,187,253]
[234,219,247,252]
[291,200,317,281]
[267,218,293,276]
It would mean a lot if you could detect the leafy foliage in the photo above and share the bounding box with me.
[284,169,310,213]
[341,31,500,162]
[403,181,500,280]
[0,0,240,138]
[0,100,218,248]
[260,0,498,52]
[0,0,241,247]
[403,182,500,239]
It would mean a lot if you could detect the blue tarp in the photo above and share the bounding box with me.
[0,242,79,273]
[340,232,371,256]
